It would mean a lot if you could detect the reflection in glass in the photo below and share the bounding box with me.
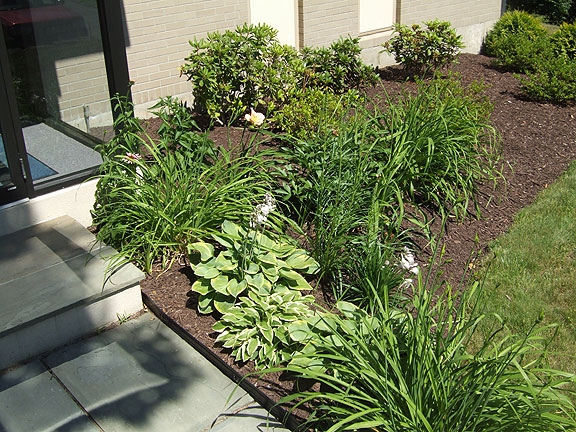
[1,0,110,185]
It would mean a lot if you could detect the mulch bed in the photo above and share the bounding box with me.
[139,53,576,427]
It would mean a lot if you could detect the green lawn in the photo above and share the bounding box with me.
[477,159,576,373]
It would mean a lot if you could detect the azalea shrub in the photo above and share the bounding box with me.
[181,25,378,126]
[300,36,378,93]
[382,20,464,77]
[180,23,302,123]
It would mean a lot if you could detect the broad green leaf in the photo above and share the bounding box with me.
[243,261,260,274]
[246,272,272,291]
[288,320,312,342]
[246,338,259,358]
[211,233,233,248]
[260,263,279,283]
[257,252,279,266]
[198,294,214,314]
[285,251,316,270]
[221,220,241,237]
[258,320,274,343]
[214,253,237,271]
[193,261,220,279]
[279,269,312,290]
[211,274,230,294]
[191,278,210,295]
[227,278,247,297]
[214,294,235,314]
[212,321,227,332]
[187,241,214,262]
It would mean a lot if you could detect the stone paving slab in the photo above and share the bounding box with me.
[29,312,290,432]
[0,359,98,432]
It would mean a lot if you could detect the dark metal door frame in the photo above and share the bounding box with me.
[0,0,131,205]
[0,25,33,205]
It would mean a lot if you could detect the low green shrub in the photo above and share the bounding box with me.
[187,220,319,314]
[300,36,378,93]
[551,21,576,59]
[272,88,357,139]
[507,0,575,24]
[272,280,576,431]
[180,23,302,123]
[519,56,576,102]
[382,19,464,77]
[484,11,550,73]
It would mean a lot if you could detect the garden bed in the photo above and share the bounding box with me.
[139,53,576,428]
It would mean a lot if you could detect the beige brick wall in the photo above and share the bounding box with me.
[400,0,502,28]
[299,0,358,48]
[123,0,249,117]
[121,0,502,114]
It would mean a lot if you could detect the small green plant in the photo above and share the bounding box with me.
[213,288,315,369]
[300,36,378,93]
[372,75,501,220]
[187,220,319,314]
[382,19,464,77]
[507,0,575,24]
[484,11,550,73]
[180,23,302,123]
[272,88,357,139]
[551,21,576,60]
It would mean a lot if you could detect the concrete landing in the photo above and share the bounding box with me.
[0,313,289,432]
[0,216,144,370]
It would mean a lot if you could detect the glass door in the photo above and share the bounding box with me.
[0,18,30,206]
[1,0,113,190]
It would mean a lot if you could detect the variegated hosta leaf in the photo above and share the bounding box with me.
[187,241,215,262]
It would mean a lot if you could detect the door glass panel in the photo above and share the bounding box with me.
[1,0,111,185]
[0,128,15,191]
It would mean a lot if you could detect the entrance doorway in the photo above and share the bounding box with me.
[0,0,129,206]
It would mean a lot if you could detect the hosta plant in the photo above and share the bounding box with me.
[213,288,315,369]
[187,220,319,314]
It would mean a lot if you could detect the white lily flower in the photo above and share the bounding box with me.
[244,108,265,126]
[400,247,419,275]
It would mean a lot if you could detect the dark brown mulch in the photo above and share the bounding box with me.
[139,53,576,422]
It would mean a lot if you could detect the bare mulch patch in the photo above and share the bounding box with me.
[140,53,576,425]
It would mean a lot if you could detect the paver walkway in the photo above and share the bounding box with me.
[0,312,289,432]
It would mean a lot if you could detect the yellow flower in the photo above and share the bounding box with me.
[244,108,265,126]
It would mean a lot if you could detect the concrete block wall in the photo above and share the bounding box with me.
[123,0,249,118]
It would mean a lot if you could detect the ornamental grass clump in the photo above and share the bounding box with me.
[370,75,502,220]
[271,275,576,431]
[92,95,275,273]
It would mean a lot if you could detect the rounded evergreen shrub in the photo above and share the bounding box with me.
[484,11,550,73]
[550,21,576,59]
